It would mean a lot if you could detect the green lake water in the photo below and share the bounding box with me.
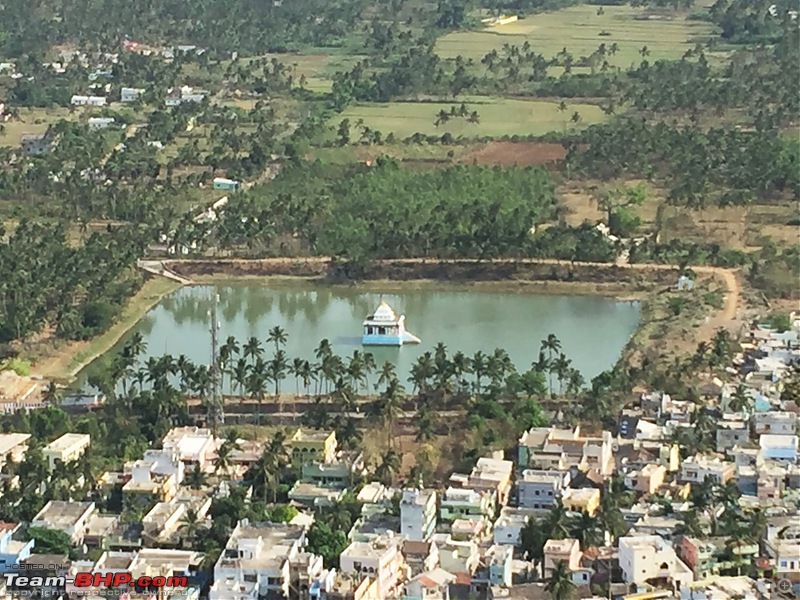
[78,284,641,389]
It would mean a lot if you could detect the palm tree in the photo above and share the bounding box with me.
[186,464,207,489]
[552,354,572,396]
[547,500,570,539]
[269,350,288,411]
[243,336,263,366]
[727,384,752,414]
[546,561,575,600]
[376,448,401,484]
[179,508,202,548]
[541,334,562,395]
[570,512,603,550]
[377,361,397,391]
[381,378,405,449]
[471,351,487,395]
[246,357,270,425]
[267,326,287,353]
[232,358,250,397]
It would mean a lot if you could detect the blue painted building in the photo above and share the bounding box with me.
[0,522,34,572]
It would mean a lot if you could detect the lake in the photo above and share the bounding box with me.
[78,284,641,388]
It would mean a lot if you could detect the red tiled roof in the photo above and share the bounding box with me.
[417,575,437,588]
[455,572,472,585]
[0,521,17,532]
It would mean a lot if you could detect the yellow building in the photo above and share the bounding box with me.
[289,429,337,467]
[43,433,91,470]
[562,487,601,516]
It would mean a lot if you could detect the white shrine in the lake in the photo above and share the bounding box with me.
[362,301,421,346]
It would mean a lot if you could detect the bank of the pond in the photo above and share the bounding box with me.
[30,277,181,382]
[31,256,740,384]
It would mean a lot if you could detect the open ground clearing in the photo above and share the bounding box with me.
[0,106,73,147]
[436,5,717,66]
[333,96,605,138]
[558,181,799,251]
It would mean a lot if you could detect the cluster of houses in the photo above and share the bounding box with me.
[0,314,797,599]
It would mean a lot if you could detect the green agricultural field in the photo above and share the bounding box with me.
[436,4,717,67]
[333,96,606,139]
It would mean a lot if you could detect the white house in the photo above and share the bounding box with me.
[211,521,321,600]
[162,426,216,468]
[493,507,535,547]
[618,535,693,589]
[88,117,115,129]
[340,533,406,598]
[43,433,91,470]
[401,488,437,542]
[71,95,107,106]
[120,87,145,103]
[679,455,735,484]
[31,501,96,545]
[759,434,798,461]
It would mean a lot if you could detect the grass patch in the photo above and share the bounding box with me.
[0,107,73,147]
[332,96,606,138]
[436,4,717,66]
[28,276,181,382]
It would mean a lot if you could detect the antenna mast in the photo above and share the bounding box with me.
[207,290,224,432]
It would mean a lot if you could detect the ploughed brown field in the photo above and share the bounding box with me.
[461,141,568,166]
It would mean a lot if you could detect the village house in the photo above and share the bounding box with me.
[679,455,735,484]
[211,520,321,600]
[517,469,570,510]
[340,533,406,598]
[43,433,91,470]
[0,522,34,572]
[87,117,115,129]
[122,449,183,512]
[624,463,667,495]
[288,481,346,508]
[543,538,582,579]
[439,487,495,525]
[301,450,366,489]
[403,540,439,575]
[759,433,798,462]
[0,433,30,470]
[401,488,438,542]
[0,371,45,414]
[120,87,145,102]
[162,426,216,468]
[404,567,456,600]
[618,535,693,591]
[349,512,400,543]
[562,487,601,516]
[433,533,480,576]
[31,501,96,545]
[452,456,514,507]
[289,429,337,467]
[70,95,107,106]
[142,495,212,547]
[493,507,536,546]
[716,418,750,453]
[754,411,797,435]
[518,426,615,477]
[677,536,759,579]
[20,129,58,157]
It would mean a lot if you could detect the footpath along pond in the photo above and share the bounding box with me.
[78,283,641,390]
